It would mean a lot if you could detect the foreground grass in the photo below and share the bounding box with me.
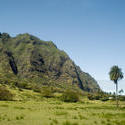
[0,97,125,125]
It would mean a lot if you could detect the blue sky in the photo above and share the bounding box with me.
[0,0,125,92]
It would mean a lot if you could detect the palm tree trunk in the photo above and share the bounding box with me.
[116,82,119,108]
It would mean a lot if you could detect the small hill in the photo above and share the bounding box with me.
[0,33,100,92]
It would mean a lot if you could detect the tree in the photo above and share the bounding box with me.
[0,86,14,101]
[109,65,124,108]
[1,33,10,41]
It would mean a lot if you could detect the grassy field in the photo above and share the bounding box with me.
[0,96,125,125]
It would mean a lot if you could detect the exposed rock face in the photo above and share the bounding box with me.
[0,33,100,92]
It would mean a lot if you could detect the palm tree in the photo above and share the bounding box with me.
[109,66,124,108]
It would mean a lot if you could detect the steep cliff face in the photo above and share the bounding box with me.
[0,33,100,92]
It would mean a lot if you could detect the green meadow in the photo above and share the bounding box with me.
[0,89,125,125]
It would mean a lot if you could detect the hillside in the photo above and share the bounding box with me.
[0,33,100,92]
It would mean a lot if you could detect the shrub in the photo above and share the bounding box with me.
[101,97,109,102]
[41,87,54,98]
[14,82,32,90]
[0,86,14,101]
[119,96,125,101]
[87,94,95,100]
[87,93,109,101]
[61,90,79,102]
[32,85,41,93]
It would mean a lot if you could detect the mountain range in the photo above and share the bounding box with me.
[0,33,100,92]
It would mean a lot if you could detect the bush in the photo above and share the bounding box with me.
[41,87,54,98]
[14,82,32,90]
[32,84,42,93]
[119,96,125,101]
[87,93,109,101]
[101,97,109,102]
[87,94,96,100]
[0,86,14,101]
[61,90,79,102]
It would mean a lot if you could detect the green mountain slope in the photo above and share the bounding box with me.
[0,33,100,92]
